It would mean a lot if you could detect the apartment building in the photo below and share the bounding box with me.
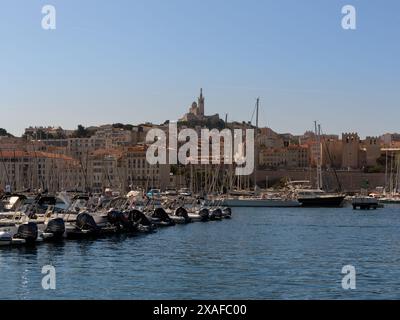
[83,145,170,193]
[0,150,82,193]
[86,148,125,193]
[125,145,170,191]
[259,145,310,169]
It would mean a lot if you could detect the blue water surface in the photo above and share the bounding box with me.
[1,206,400,300]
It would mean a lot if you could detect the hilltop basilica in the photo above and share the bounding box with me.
[180,89,220,123]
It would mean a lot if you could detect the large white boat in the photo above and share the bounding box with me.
[221,196,301,208]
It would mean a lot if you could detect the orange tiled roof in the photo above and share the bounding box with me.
[0,150,77,162]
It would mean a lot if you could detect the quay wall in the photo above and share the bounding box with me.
[256,169,386,192]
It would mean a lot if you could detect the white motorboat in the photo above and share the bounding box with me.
[0,231,13,246]
[0,221,39,245]
[187,208,209,222]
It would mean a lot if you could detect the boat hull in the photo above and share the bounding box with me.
[298,196,345,208]
[222,199,301,208]
[379,199,400,204]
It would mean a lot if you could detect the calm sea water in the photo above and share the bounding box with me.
[1,205,400,300]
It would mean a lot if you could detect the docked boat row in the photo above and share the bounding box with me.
[0,192,232,247]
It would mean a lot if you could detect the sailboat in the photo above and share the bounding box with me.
[379,150,400,204]
[291,181,346,207]
[292,122,345,208]
[221,98,301,208]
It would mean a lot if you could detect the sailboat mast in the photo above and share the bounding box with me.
[318,124,323,189]
[385,149,388,193]
[254,97,259,191]
[256,98,259,130]
[314,121,322,190]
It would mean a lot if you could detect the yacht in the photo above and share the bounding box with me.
[295,188,345,208]
[290,122,345,208]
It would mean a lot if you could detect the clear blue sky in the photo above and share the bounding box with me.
[0,0,399,137]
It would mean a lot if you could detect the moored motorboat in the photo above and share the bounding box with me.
[352,196,379,210]
[126,209,156,233]
[13,222,39,244]
[187,208,209,222]
[41,218,66,240]
[0,194,27,219]
[65,212,100,239]
[168,207,192,224]
[221,207,232,219]
[148,208,176,227]
[0,231,12,246]
[209,208,223,221]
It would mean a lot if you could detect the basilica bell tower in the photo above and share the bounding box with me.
[198,88,205,116]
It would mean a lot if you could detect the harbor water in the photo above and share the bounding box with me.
[1,205,400,300]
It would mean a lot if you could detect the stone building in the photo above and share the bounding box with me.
[182,88,205,121]
[342,133,361,169]
[322,137,343,168]
[364,136,381,167]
